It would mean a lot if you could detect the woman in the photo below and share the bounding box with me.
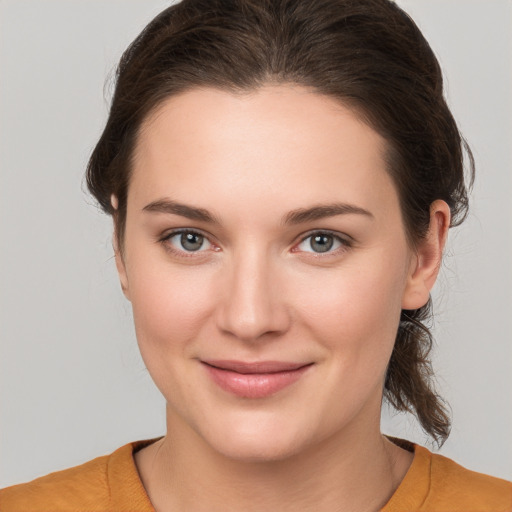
[2,0,511,510]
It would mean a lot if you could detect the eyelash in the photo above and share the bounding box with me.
[292,230,352,256]
[159,229,352,258]
[159,229,217,258]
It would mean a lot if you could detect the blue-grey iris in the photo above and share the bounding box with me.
[181,232,204,251]
[311,234,333,253]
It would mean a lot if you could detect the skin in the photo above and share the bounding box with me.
[114,85,450,512]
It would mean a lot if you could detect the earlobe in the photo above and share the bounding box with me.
[401,200,451,310]
[114,240,131,301]
[111,195,131,301]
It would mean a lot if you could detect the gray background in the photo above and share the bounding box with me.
[1,0,511,487]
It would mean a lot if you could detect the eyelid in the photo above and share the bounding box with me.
[299,228,354,242]
[157,227,352,257]
[159,228,219,256]
[160,227,214,242]
[292,229,353,254]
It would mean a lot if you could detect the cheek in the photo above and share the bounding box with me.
[127,254,218,359]
[289,252,407,362]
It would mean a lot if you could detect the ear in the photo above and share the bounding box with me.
[111,194,131,301]
[401,200,451,310]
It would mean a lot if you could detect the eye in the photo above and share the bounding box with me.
[163,230,213,253]
[295,232,348,254]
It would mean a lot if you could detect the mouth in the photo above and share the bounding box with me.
[201,360,314,398]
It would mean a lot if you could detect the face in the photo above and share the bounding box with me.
[116,85,437,462]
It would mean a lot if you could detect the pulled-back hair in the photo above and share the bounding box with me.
[86,0,474,447]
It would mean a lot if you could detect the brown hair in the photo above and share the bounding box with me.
[86,0,474,447]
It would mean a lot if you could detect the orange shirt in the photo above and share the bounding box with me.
[1,438,511,511]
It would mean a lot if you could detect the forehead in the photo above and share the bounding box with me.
[130,85,398,219]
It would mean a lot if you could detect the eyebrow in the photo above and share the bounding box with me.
[143,199,220,224]
[283,203,374,225]
[142,199,374,225]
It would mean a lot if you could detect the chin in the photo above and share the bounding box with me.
[211,435,305,463]
[197,412,318,463]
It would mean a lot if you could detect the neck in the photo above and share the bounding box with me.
[135,406,413,512]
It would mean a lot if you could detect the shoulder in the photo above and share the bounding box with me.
[384,441,512,512]
[0,439,158,512]
[0,452,111,511]
[425,450,512,511]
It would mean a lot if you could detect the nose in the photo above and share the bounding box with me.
[215,249,291,342]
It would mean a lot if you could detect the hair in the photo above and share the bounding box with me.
[86,0,474,447]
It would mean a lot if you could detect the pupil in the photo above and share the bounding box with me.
[311,234,333,253]
[181,232,203,251]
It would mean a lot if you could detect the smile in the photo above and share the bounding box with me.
[201,360,314,399]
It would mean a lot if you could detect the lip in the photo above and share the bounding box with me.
[201,360,313,398]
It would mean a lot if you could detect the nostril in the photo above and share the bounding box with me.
[215,263,291,340]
